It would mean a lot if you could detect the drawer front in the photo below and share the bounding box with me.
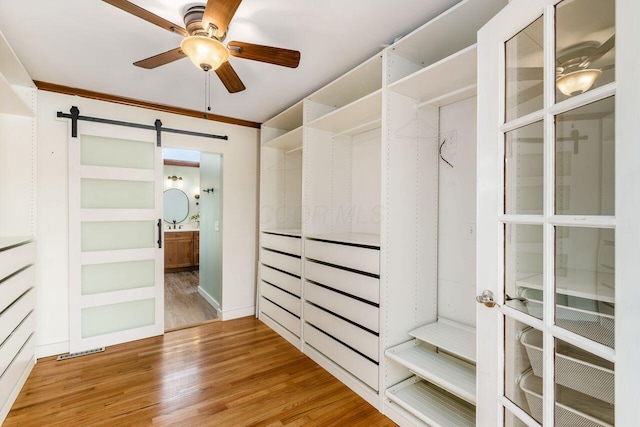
[0,334,34,413]
[304,281,378,333]
[260,297,300,337]
[304,302,378,362]
[0,266,35,314]
[0,242,35,281]
[261,265,300,296]
[261,233,301,256]
[304,260,379,303]
[0,288,36,346]
[304,323,378,391]
[305,239,379,275]
[164,231,193,241]
[260,249,301,276]
[0,309,35,377]
[262,282,300,316]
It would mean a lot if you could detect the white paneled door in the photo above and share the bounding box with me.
[477,0,640,425]
[68,121,164,353]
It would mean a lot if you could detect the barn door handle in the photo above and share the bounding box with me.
[157,219,162,248]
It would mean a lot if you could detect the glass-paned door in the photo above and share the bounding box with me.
[69,121,164,353]
[477,0,621,425]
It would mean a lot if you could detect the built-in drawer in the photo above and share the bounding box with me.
[261,232,301,256]
[0,309,35,377]
[0,241,35,281]
[0,334,34,414]
[262,281,300,316]
[304,281,378,333]
[260,248,301,276]
[260,297,300,337]
[304,260,379,304]
[305,239,379,275]
[304,302,378,362]
[304,322,378,391]
[0,288,35,346]
[0,266,35,314]
[261,265,300,296]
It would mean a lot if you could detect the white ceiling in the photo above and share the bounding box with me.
[0,0,461,124]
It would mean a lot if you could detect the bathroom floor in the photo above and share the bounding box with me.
[164,271,219,330]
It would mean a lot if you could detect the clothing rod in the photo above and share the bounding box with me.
[414,84,477,110]
[332,118,382,138]
[284,146,303,154]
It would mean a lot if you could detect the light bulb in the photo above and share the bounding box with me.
[181,36,229,72]
[556,69,602,96]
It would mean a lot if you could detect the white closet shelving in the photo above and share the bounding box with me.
[257,0,507,423]
[0,30,37,425]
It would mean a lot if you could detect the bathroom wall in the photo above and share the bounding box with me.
[164,164,200,225]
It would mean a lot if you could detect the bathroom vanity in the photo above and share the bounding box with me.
[164,230,199,273]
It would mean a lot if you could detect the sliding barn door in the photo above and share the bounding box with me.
[68,121,164,353]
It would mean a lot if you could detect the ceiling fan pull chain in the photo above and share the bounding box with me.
[208,70,212,112]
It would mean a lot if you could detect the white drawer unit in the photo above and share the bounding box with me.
[261,232,302,256]
[304,281,379,333]
[260,248,301,277]
[304,260,379,304]
[304,322,379,391]
[305,238,380,276]
[262,282,300,316]
[261,265,301,297]
[0,237,36,424]
[260,297,301,338]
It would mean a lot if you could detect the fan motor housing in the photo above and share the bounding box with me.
[184,5,225,41]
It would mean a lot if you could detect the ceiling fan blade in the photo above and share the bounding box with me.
[134,47,186,69]
[581,34,615,67]
[228,41,301,68]
[102,0,187,37]
[215,61,246,93]
[203,0,243,38]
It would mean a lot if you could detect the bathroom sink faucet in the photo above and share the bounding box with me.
[172,220,177,229]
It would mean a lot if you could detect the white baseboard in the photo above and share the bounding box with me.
[198,286,221,317]
[36,341,69,359]
[221,305,256,321]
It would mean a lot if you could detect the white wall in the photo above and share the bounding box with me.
[36,91,259,357]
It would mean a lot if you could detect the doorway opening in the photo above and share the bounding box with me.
[163,148,223,331]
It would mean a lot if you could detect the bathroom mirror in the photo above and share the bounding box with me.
[164,189,189,224]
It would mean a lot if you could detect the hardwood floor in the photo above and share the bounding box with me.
[5,317,395,426]
[164,271,218,331]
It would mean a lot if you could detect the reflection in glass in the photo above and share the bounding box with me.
[506,318,543,424]
[504,409,529,427]
[555,227,615,348]
[504,121,544,215]
[505,224,543,318]
[555,97,615,215]
[554,337,614,426]
[505,16,544,122]
[556,0,615,102]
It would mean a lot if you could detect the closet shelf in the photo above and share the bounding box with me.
[262,126,303,150]
[305,232,380,248]
[386,340,476,404]
[307,89,382,134]
[0,73,34,117]
[0,236,33,251]
[389,44,477,107]
[308,54,382,109]
[261,229,302,238]
[516,268,614,303]
[262,101,303,131]
[409,318,476,363]
[386,377,475,427]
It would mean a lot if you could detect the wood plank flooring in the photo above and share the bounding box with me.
[5,317,396,426]
[164,271,218,331]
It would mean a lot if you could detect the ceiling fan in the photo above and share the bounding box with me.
[103,0,301,93]
[510,34,614,98]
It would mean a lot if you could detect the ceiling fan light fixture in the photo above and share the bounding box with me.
[556,69,602,96]
[181,35,229,72]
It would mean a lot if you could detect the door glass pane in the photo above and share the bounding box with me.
[506,318,543,424]
[555,97,615,215]
[504,408,529,427]
[555,226,614,348]
[81,135,155,169]
[81,221,155,252]
[505,121,544,215]
[81,179,155,209]
[505,16,543,122]
[82,298,155,338]
[554,337,614,426]
[82,260,155,295]
[505,224,543,318]
[555,0,615,102]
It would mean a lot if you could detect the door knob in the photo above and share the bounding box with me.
[476,290,500,308]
